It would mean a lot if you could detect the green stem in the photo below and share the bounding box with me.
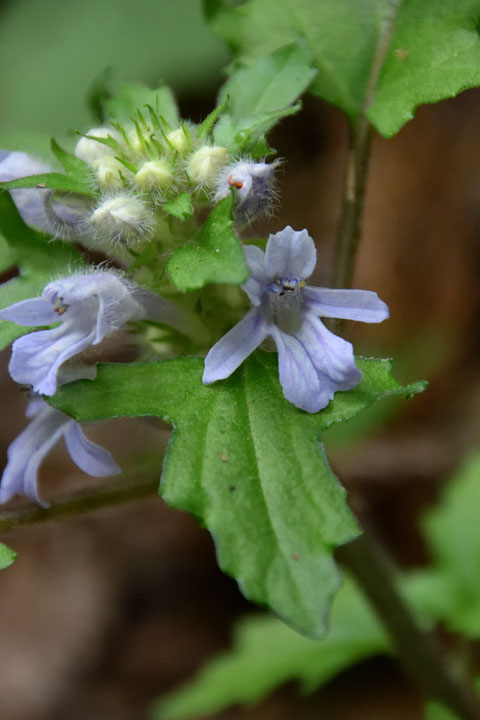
[332,2,400,289]
[0,476,159,535]
[337,531,480,719]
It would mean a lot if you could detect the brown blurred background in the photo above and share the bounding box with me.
[2,1,480,718]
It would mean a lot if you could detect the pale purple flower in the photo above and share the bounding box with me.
[0,270,194,396]
[203,226,389,413]
[214,160,278,224]
[0,394,120,506]
[0,150,92,237]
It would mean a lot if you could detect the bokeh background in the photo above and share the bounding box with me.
[1,1,480,718]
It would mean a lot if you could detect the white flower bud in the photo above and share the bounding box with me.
[93,156,127,190]
[75,127,122,166]
[134,160,172,191]
[89,193,154,245]
[187,145,227,186]
[167,128,189,153]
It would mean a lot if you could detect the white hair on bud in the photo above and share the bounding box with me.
[88,191,155,246]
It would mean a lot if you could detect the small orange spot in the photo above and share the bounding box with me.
[218,452,228,462]
[291,553,299,561]
[228,175,243,189]
[395,48,408,60]
[55,306,67,316]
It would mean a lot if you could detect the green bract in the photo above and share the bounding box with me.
[167,196,248,291]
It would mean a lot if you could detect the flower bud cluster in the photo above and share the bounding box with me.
[72,107,279,248]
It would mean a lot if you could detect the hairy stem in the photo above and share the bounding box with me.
[337,531,480,719]
[0,476,159,535]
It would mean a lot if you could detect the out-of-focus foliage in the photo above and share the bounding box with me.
[0,0,228,151]
[205,0,480,136]
[0,543,16,570]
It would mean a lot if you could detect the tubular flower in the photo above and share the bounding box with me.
[203,226,389,413]
[215,160,278,225]
[0,270,194,396]
[0,150,93,238]
[0,395,120,506]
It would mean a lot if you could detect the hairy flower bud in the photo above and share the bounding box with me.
[75,127,122,165]
[134,160,172,191]
[89,193,154,244]
[187,145,227,186]
[93,156,127,190]
[215,160,278,224]
[167,127,190,153]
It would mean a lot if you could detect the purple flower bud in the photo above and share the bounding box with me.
[0,394,120,506]
[203,226,389,413]
[0,270,194,396]
[214,160,278,225]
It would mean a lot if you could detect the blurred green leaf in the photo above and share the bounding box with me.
[425,700,461,720]
[422,452,480,637]
[154,577,389,720]
[0,0,228,137]
[167,196,248,291]
[0,543,16,570]
[206,0,480,137]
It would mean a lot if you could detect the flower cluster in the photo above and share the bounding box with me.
[0,95,389,505]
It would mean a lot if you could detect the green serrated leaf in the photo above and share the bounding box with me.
[153,576,389,720]
[105,83,179,128]
[0,542,16,570]
[163,192,194,221]
[167,196,248,291]
[0,192,85,350]
[50,353,424,637]
[207,0,480,137]
[369,0,480,137]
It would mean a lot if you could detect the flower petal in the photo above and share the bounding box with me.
[270,314,362,413]
[0,404,67,505]
[302,287,389,323]
[270,326,327,412]
[0,297,58,326]
[63,422,120,477]
[297,313,362,387]
[242,244,269,305]
[203,309,268,384]
[9,321,96,396]
[265,226,316,281]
